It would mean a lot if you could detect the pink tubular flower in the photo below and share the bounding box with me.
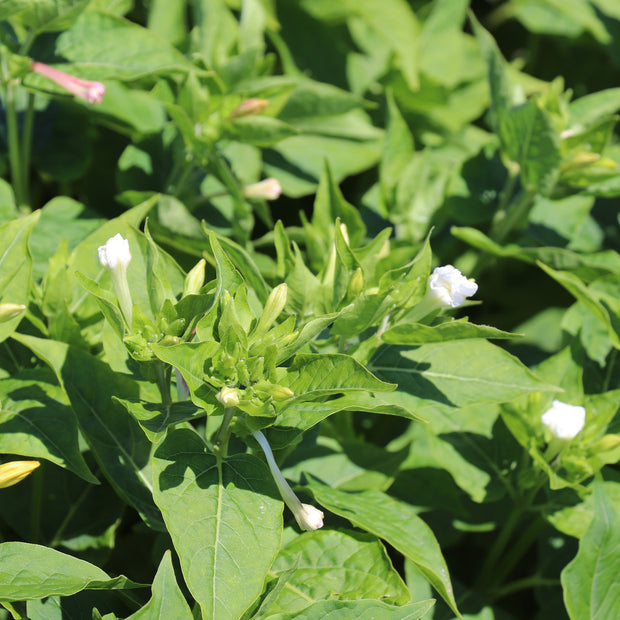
[229,98,269,119]
[31,61,105,104]
[242,178,282,201]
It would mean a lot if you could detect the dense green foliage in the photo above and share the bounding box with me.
[1,1,620,619]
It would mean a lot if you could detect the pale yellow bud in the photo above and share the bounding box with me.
[0,303,26,323]
[0,460,40,489]
[183,259,206,296]
[216,386,242,407]
[255,284,288,336]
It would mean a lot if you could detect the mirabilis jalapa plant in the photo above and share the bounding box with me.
[51,195,489,619]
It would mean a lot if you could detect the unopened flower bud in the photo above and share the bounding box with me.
[0,303,26,323]
[216,386,242,407]
[31,61,105,104]
[339,222,350,246]
[296,503,324,531]
[255,283,288,336]
[229,98,269,119]
[541,400,586,440]
[97,233,133,326]
[0,460,40,489]
[183,259,206,296]
[243,178,282,201]
[426,265,478,308]
[347,268,364,297]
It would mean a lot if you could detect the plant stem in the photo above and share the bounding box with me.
[489,189,535,245]
[155,362,172,407]
[19,92,35,209]
[29,466,43,543]
[486,515,548,594]
[2,60,25,209]
[213,408,234,460]
[1,602,24,619]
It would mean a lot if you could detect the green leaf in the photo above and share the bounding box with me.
[538,261,620,349]
[561,481,620,619]
[312,161,366,245]
[470,12,512,126]
[283,354,395,399]
[370,340,554,409]
[0,374,97,483]
[126,550,193,620]
[0,0,89,32]
[224,116,299,147]
[115,397,204,442]
[264,529,410,614]
[499,100,561,194]
[570,88,620,127]
[152,429,283,620]
[306,479,461,619]
[0,542,142,601]
[52,10,194,80]
[273,391,423,449]
[261,599,434,619]
[381,320,521,344]
[0,210,39,343]
[13,334,164,530]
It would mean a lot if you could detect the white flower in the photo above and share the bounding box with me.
[427,265,478,308]
[541,400,586,440]
[97,234,133,326]
[243,178,282,200]
[97,233,132,271]
[253,430,324,531]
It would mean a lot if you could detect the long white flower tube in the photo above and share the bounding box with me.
[97,233,133,327]
[253,430,324,531]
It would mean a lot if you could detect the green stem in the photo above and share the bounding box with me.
[208,149,252,243]
[19,92,35,209]
[487,515,548,594]
[475,482,542,592]
[1,602,24,619]
[475,504,524,591]
[29,465,43,543]
[491,576,559,600]
[489,189,535,245]
[2,64,25,209]
[213,408,234,460]
[155,362,172,407]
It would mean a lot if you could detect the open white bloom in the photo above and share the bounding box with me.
[253,430,324,531]
[97,234,133,326]
[427,265,478,308]
[541,400,586,440]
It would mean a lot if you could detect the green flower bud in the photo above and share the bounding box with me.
[0,303,26,323]
[254,284,288,336]
[183,259,206,296]
[348,268,364,297]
